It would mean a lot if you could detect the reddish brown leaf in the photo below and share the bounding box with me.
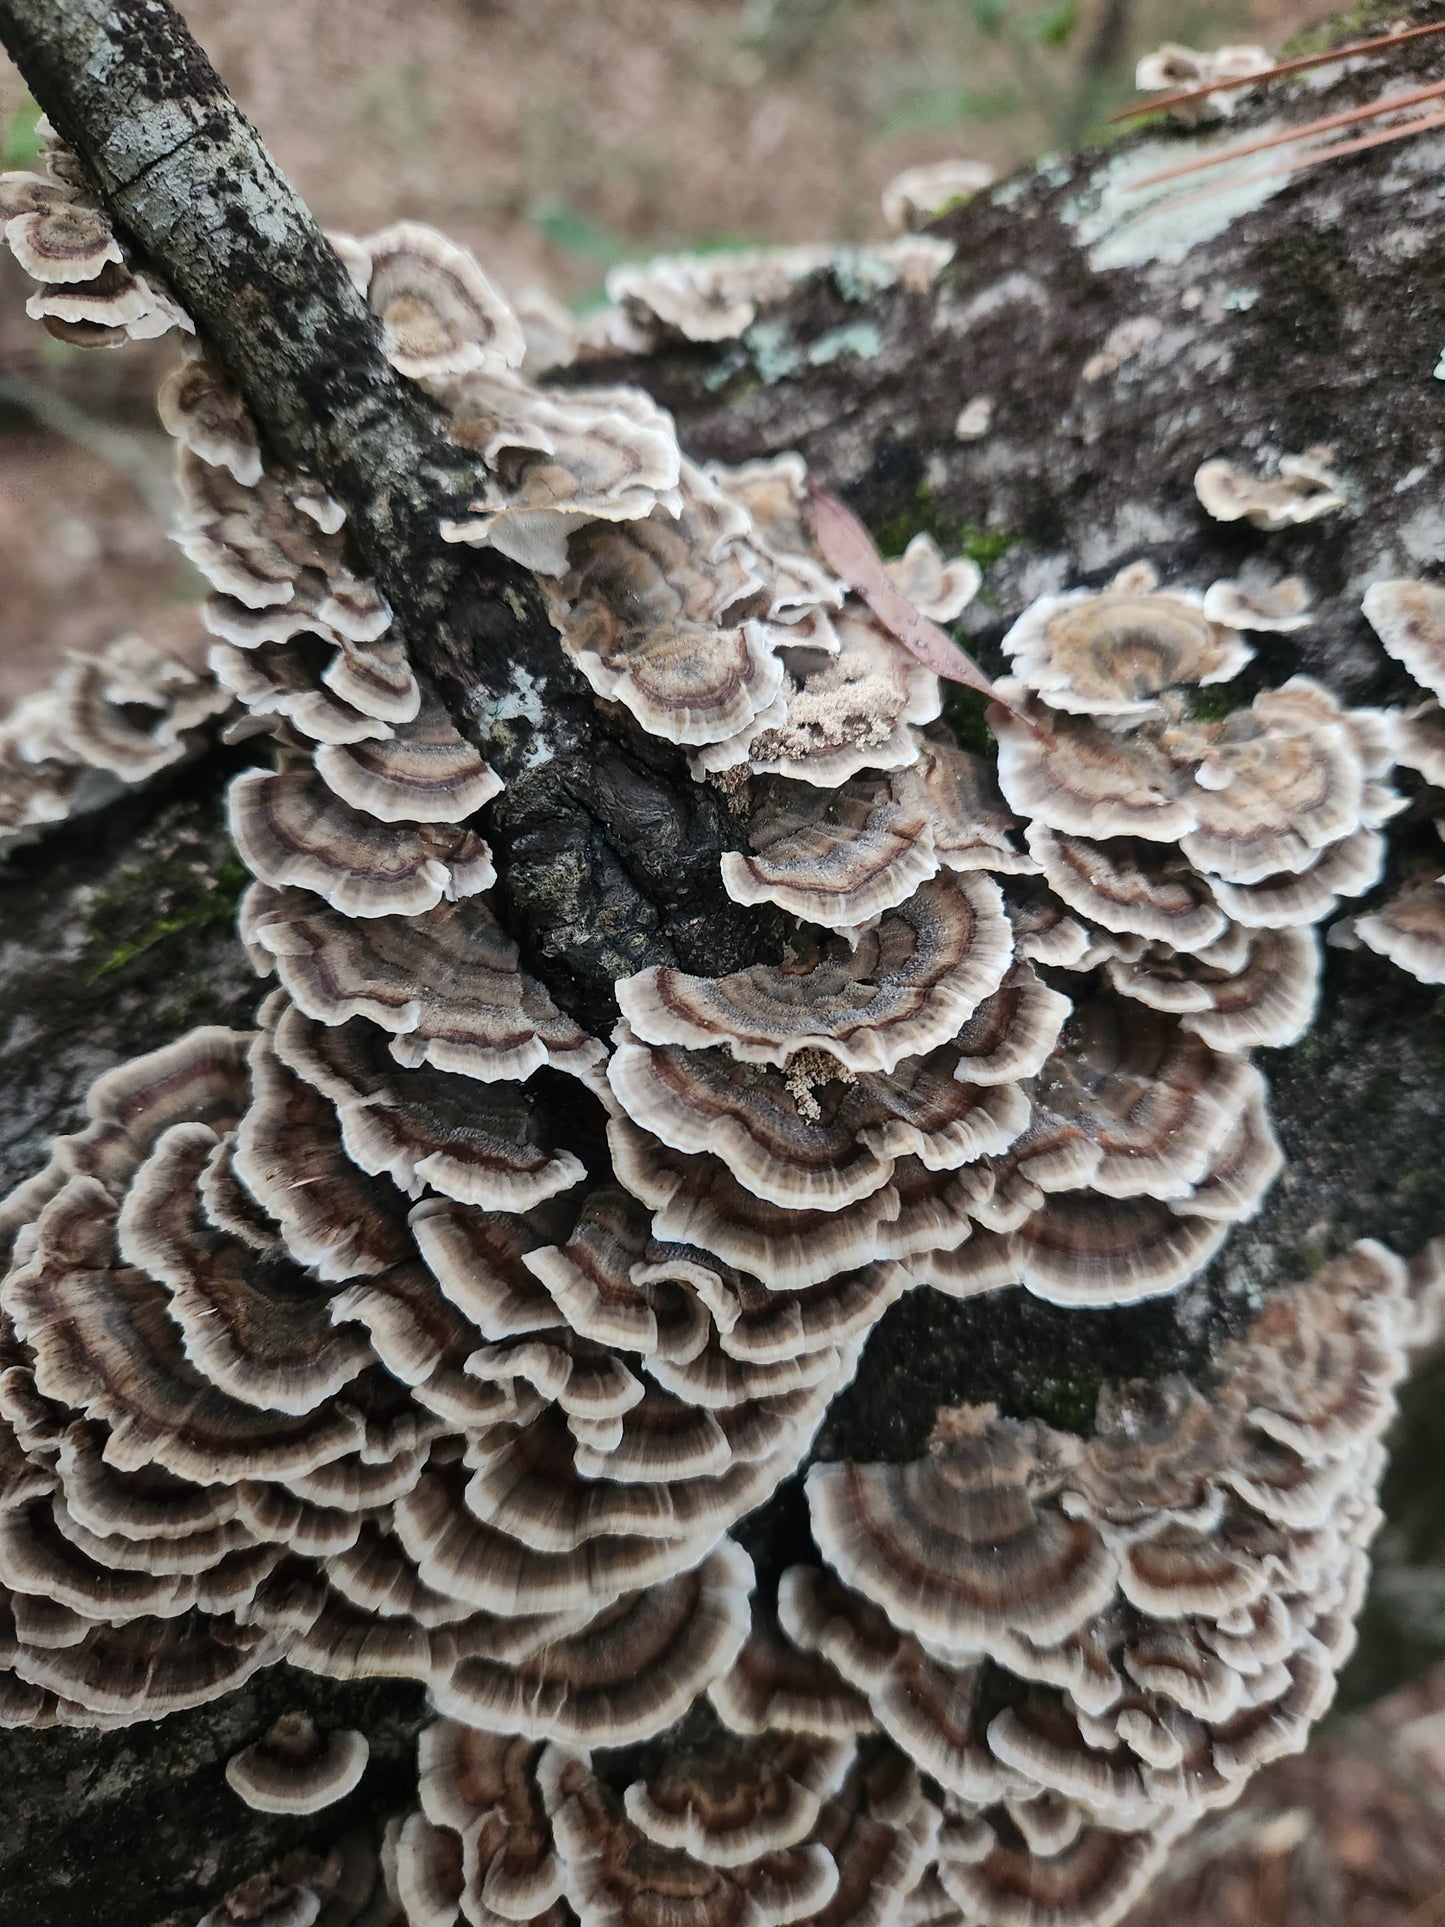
[806,480,1000,699]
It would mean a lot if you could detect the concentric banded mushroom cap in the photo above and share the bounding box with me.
[1025,827,1226,953]
[709,1600,877,1738]
[1001,588,1250,720]
[1013,1191,1232,1307]
[267,992,585,1209]
[618,873,1013,1077]
[607,1022,1026,1214]
[993,700,1197,843]
[605,242,835,342]
[5,199,122,282]
[620,1733,854,1867]
[1207,825,1385,928]
[936,1808,1177,1927]
[1353,877,1445,984]
[244,884,604,1088]
[1202,574,1312,634]
[1362,577,1445,701]
[431,1540,754,1741]
[157,350,263,486]
[807,1420,1116,1653]
[711,610,943,789]
[312,694,501,824]
[225,1710,369,1813]
[228,767,496,919]
[1107,926,1321,1051]
[357,221,526,379]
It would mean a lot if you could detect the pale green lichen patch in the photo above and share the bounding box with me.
[1063,125,1297,271]
[744,315,884,383]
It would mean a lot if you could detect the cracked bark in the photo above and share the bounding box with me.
[2,0,1445,1920]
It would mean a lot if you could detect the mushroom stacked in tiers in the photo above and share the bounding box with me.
[1348,579,1445,983]
[767,1240,1409,1927]
[0,121,193,347]
[0,213,1420,1927]
[0,630,230,836]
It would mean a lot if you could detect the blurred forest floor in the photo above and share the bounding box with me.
[0,0,1338,704]
[12,4,1445,1921]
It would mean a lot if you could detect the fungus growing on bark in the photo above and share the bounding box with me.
[1194,454,1347,530]
[1134,42,1270,121]
[342,221,526,380]
[881,160,996,231]
[0,103,1426,1927]
[226,1711,370,1813]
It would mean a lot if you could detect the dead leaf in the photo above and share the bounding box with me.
[806,479,1009,705]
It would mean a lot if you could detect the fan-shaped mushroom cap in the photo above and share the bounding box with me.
[1024,828,1225,953]
[209,640,392,746]
[1202,573,1312,633]
[4,1180,367,1483]
[352,221,525,379]
[1173,682,1366,885]
[410,1197,566,1341]
[1001,588,1250,720]
[709,1601,877,1738]
[522,1189,710,1362]
[319,633,420,725]
[229,767,495,918]
[885,536,981,625]
[623,1733,854,1867]
[440,373,684,571]
[1106,926,1320,1050]
[226,1711,370,1813]
[993,701,1196,843]
[458,1401,798,1553]
[116,1121,375,1412]
[0,167,76,221]
[807,1418,1115,1653]
[5,198,122,281]
[882,159,995,231]
[720,774,939,932]
[605,242,834,342]
[1353,877,1445,984]
[157,349,263,486]
[1012,1191,1231,1307]
[312,694,501,824]
[545,478,781,746]
[13,1610,275,1718]
[26,258,191,340]
[1362,576,1445,701]
[49,634,228,784]
[1194,454,1347,531]
[431,1540,753,1742]
[243,885,604,1088]
[1396,699,1445,785]
[618,874,1013,1077]
[175,453,345,609]
[232,1037,412,1281]
[1207,824,1384,928]
[541,1738,843,1927]
[936,1807,1177,1927]
[268,993,585,1210]
[611,1115,928,1290]
[609,1022,1027,1213]
[703,611,942,788]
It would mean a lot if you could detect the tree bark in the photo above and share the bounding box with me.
[2,0,1445,1920]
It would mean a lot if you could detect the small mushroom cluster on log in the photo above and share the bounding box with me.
[0,158,1434,1927]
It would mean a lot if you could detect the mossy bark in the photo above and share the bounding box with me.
[2,1,1445,1919]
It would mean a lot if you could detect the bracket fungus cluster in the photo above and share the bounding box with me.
[0,131,1434,1927]
[0,119,192,347]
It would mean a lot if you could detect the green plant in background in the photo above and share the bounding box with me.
[356,57,439,165]
[2,93,41,168]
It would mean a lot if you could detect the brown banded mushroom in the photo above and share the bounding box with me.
[226,1711,370,1813]
[1001,586,1251,720]
[350,221,526,380]
[229,768,496,919]
[881,160,995,231]
[618,873,1013,1077]
[158,349,264,486]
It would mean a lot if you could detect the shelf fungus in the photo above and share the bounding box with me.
[0,208,1424,1927]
